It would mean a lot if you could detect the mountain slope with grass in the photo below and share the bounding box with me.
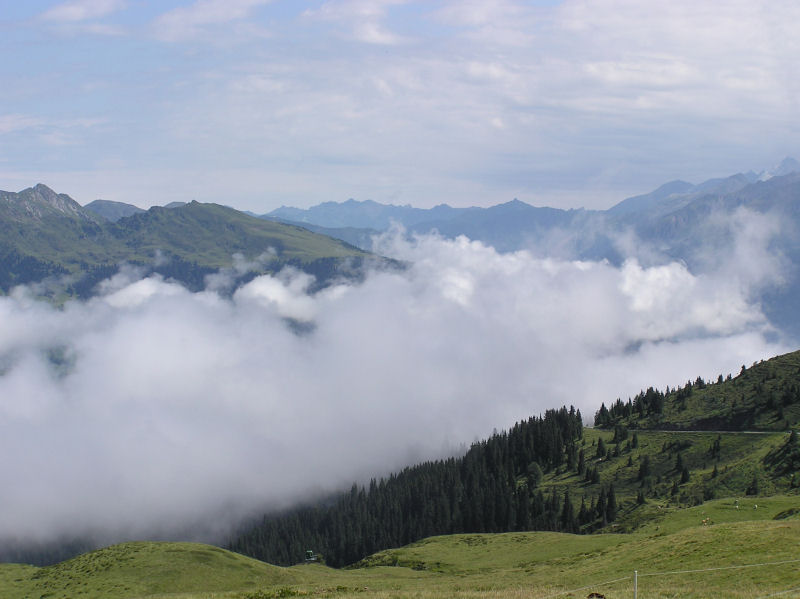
[0,184,375,296]
[110,201,367,267]
[229,425,797,569]
[0,184,113,287]
[595,349,800,432]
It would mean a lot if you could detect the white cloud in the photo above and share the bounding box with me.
[41,0,126,22]
[234,268,318,321]
[434,0,535,47]
[584,58,700,89]
[152,0,275,42]
[102,275,184,308]
[304,0,412,45]
[0,115,107,147]
[0,114,45,135]
[0,225,788,545]
[619,259,759,338]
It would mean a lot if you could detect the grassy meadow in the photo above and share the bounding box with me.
[2,493,799,599]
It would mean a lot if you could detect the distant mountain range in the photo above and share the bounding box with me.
[261,157,800,338]
[263,157,800,254]
[2,157,799,335]
[84,199,145,221]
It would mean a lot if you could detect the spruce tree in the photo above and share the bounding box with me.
[675,452,684,472]
[747,474,759,496]
[681,466,690,484]
[596,437,606,458]
[606,484,617,522]
[561,489,577,533]
[638,455,651,480]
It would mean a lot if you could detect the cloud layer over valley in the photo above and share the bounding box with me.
[0,228,790,546]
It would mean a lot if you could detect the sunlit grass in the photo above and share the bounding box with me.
[3,498,800,599]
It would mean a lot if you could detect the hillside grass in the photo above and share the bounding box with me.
[663,350,800,430]
[110,203,368,268]
[543,428,794,534]
[3,496,800,599]
[2,430,798,599]
[0,542,298,599]
[601,349,800,431]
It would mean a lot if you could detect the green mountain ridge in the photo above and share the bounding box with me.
[0,184,375,295]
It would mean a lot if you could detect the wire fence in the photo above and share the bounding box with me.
[536,575,632,599]
[756,586,800,599]
[639,557,800,578]
[532,557,800,599]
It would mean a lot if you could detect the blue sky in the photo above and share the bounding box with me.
[1,0,798,212]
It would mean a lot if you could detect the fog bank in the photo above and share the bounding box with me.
[0,229,789,544]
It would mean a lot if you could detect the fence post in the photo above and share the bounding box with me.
[634,570,638,599]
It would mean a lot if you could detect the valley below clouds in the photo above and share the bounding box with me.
[0,223,790,547]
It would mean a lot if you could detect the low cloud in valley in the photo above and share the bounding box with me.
[0,226,790,546]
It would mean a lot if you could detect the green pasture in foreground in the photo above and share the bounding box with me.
[3,495,800,599]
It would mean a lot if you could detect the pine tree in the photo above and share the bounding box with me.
[638,455,651,481]
[675,452,684,472]
[578,495,590,526]
[681,466,690,484]
[591,467,600,484]
[596,437,606,458]
[595,488,607,524]
[606,484,617,522]
[527,462,543,489]
[561,489,577,533]
[747,474,759,496]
